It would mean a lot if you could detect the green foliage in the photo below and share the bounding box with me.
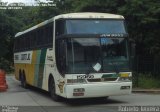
[0,0,160,73]
[133,73,160,89]
[0,57,14,73]
[118,0,160,55]
[0,10,24,62]
[21,7,60,29]
[59,0,160,57]
[0,6,60,66]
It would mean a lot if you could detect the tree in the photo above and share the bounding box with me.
[0,0,160,72]
[118,0,160,56]
[0,10,23,65]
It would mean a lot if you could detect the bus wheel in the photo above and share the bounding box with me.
[21,73,28,89]
[49,78,60,101]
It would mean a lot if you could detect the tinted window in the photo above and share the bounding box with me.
[14,22,54,52]
[66,20,126,34]
[55,20,65,36]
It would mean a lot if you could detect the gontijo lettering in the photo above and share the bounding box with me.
[21,53,30,60]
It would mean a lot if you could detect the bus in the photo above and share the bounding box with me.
[14,12,133,101]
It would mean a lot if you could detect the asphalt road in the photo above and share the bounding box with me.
[0,76,160,112]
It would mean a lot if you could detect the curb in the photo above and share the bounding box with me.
[132,89,160,94]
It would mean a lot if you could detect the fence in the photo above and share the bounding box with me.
[132,55,160,87]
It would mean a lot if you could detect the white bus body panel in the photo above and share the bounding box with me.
[65,82,132,98]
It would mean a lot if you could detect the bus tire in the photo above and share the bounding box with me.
[49,77,60,102]
[21,72,28,89]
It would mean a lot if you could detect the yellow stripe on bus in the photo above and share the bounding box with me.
[27,50,37,85]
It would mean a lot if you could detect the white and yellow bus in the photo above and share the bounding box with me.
[14,12,132,101]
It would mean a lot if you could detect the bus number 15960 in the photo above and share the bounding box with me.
[77,75,94,79]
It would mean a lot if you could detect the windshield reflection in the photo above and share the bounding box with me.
[65,38,129,74]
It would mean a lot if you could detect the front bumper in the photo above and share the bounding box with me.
[65,82,132,98]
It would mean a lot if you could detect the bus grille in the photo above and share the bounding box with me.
[87,79,101,82]
[87,78,117,82]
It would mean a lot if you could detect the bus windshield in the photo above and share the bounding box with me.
[66,20,126,34]
[65,37,129,74]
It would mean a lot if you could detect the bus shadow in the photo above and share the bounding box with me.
[65,98,126,106]
[27,85,51,96]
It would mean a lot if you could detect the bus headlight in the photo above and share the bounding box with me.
[67,79,87,84]
[118,73,132,82]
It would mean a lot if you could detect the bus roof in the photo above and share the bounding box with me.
[15,12,124,38]
[54,12,124,20]
[15,17,54,38]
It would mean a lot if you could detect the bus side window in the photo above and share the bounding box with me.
[42,28,46,47]
[17,38,20,51]
[47,23,53,46]
[27,34,31,50]
[56,20,65,37]
[26,35,29,50]
[30,31,35,49]
[37,28,41,47]
[14,39,18,52]
[56,39,67,75]
[20,37,23,51]
[43,27,47,46]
